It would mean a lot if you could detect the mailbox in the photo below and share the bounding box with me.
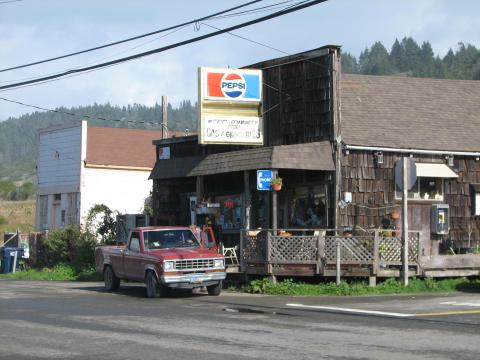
[431,204,450,235]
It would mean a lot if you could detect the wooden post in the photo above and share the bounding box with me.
[336,241,341,285]
[162,96,168,139]
[271,169,278,231]
[266,231,276,283]
[402,158,409,286]
[373,230,380,276]
[244,171,251,230]
[196,176,204,203]
[239,230,245,273]
[316,233,325,275]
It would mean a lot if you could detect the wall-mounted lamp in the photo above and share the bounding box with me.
[476,157,479,161]
[345,149,350,155]
[447,155,454,167]
[374,151,384,165]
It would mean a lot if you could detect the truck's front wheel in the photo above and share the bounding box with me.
[207,281,222,296]
[145,271,164,298]
[104,265,120,291]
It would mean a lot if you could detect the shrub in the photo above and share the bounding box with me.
[43,225,96,271]
[85,204,117,244]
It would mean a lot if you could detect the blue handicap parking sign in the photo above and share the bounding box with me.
[257,170,272,191]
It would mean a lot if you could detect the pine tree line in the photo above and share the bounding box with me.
[342,37,480,80]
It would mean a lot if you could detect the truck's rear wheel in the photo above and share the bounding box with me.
[207,281,222,296]
[104,265,120,291]
[145,271,165,298]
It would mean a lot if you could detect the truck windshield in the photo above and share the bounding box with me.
[143,229,200,250]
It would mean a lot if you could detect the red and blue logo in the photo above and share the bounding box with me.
[206,70,261,101]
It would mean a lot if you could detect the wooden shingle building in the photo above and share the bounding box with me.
[150,46,480,278]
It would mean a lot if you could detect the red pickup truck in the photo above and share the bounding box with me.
[95,226,226,298]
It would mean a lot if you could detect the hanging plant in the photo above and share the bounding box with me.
[270,176,283,191]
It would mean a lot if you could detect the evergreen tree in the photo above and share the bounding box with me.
[390,38,407,73]
[341,52,358,73]
[359,42,392,75]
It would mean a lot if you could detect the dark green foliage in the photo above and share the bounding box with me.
[342,37,480,80]
[85,204,117,244]
[17,182,35,200]
[0,180,16,200]
[43,225,96,271]
[245,277,480,296]
[0,180,36,200]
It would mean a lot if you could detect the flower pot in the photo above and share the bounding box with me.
[390,210,400,220]
[271,184,282,191]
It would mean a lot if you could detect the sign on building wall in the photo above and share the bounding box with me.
[257,170,272,191]
[198,67,263,145]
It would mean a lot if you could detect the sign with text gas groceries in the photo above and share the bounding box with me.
[198,67,263,145]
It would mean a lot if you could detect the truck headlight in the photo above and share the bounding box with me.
[164,261,174,271]
[214,259,224,268]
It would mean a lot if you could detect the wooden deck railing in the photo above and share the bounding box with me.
[239,229,421,277]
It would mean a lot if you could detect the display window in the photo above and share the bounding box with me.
[289,185,327,228]
[214,194,243,231]
[395,177,444,200]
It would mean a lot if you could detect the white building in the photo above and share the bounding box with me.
[35,121,164,231]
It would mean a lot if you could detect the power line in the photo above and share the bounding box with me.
[0,0,327,91]
[1,1,298,86]
[0,0,23,4]
[200,20,331,71]
[0,96,164,127]
[0,0,263,73]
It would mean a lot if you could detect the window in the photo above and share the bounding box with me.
[395,177,444,201]
[214,194,243,231]
[143,229,199,250]
[53,193,61,203]
[472,184,480,216]
[129,232,141,252]
[290,185,327,227]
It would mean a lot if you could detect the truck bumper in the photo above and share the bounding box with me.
[161,272,226,288]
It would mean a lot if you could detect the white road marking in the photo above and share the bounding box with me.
[439,301,480,307]
[286,303,415,317]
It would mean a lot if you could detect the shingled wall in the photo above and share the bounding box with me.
[339,151,480,251]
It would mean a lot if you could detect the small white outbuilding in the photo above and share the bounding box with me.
[35,120,164,231]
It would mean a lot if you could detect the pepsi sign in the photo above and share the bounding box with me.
[201,67,262,102]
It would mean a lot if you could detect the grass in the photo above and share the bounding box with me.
[238,277,480,296]
[0,263,102,282]
[0,200,35,233]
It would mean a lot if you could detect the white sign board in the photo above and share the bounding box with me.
[203,116,262,144]
[198,67,263,145]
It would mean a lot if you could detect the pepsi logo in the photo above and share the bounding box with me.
[221,73,246,98]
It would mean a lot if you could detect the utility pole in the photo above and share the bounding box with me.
[162,96,168,139]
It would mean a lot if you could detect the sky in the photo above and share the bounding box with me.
[1,0,479,121]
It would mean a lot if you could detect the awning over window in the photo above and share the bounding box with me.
[415,163,458,178]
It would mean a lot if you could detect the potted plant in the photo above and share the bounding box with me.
[270,176,283,191]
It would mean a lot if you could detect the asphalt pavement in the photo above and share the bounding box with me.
[0,280,479,359]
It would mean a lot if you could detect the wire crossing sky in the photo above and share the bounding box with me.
[0,0,479,120]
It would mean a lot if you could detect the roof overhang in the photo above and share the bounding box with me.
[415,163,458,178]
[149,141,334,180]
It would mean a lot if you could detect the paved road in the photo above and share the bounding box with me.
[0,280,479,359]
